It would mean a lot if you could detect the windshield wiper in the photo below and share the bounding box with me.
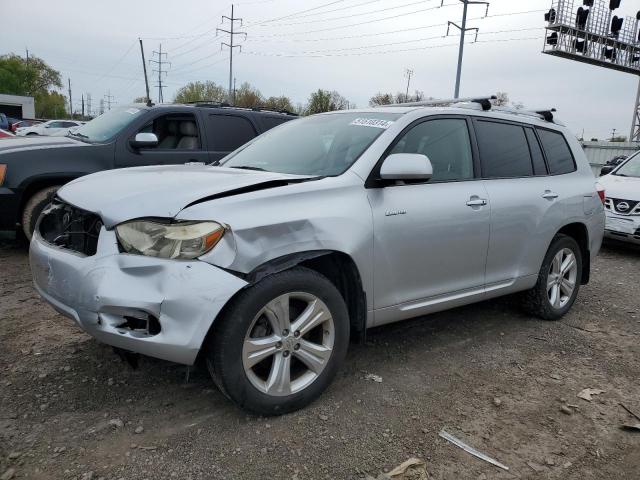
[69,131,89,139]
[230,166,267,172]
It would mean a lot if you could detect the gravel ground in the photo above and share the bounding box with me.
[1,231,639,480]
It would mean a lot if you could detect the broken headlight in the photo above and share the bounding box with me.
[116,220,225,260]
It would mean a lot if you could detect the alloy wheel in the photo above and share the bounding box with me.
[547,248,578,309]
[242,292,335,396]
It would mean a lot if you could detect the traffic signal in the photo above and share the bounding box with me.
[611,16,624,36]
[609,0,621,10]
[576,7,590,29]
[545,8,557,23]
[547,32,558,45]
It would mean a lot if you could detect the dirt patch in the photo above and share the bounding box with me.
[1,231,639,479]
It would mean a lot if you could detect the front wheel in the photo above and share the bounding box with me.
[205,267,350,415]
[521,234,582,321]
[22,186,61,241]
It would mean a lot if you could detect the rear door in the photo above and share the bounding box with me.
[204,113,260,163]
[473,118,564,286]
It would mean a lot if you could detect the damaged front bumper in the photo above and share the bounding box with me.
[604,211,640,244]
[29,228,247,365]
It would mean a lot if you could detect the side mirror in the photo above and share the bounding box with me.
[600,165,614,176]
[130,132,159,149]
[379,153,433,182]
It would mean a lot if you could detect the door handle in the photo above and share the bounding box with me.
[466,198,487,207]
[542,190,559,200]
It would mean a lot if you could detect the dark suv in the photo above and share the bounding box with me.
[0,103,297,239]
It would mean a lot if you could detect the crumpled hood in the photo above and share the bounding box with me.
[0,135,86,155]
[599,174,640,201]
[58,164,312,227]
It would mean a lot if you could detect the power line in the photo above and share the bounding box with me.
[104,90,115,110]
[259,0,439,27]
[244,0,348,27]
[446,0,490,99]
[242,34,539,57]
[149,44,170,103]
[217,5,246,104]
[248,6,545,38]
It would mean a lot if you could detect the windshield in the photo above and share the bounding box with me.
[615,151,640,178]
[220,112,402,176]
[71,106,146,142]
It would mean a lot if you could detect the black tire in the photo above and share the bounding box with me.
[21,186,60,241]
[521,234,582,321]
[205,267,350,415]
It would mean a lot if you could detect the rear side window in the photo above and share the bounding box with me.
[207,114,257,151]
[475,121,533,178]
[537,129,576,175]
[525,128,548,175]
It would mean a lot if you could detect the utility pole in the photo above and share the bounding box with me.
[81,94,85,119]
[149,44,170,103]
[104,90,115,111]
[446,0,490,98]
[233,77,237,104]
[87,93,92,118]
[404,69,414,102]
[217,5,246,104]
[68,78,73,118]
[25,48,29,64]
[611,128,617,142]
[139,38,152,106]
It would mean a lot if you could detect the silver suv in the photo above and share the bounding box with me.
[30,99,605,414]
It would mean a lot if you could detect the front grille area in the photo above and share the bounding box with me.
[38,199,102,256]
[607,197,640,215]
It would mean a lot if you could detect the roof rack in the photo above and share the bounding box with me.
[182,101,298,116]
[382,95,497,110]
[379,95,559,124]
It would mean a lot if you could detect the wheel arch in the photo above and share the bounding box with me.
[18,173,85,224]
[556,222,590,284]
[201,250,368,362]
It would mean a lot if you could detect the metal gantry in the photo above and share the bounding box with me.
[542,0,640,140]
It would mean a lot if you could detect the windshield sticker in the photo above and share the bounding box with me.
[125,108,140,115]
[350,118,394,129]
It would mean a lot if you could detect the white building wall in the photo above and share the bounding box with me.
[0,93,36,119]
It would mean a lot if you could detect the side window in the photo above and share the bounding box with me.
[475,121,533,178]
[389,118,474,182]
[135,113,200,150]
[208,114,257,152]
[525,128,548,175]
[48,121,63,128]
[261,116,290,131]
[537,129,576,175]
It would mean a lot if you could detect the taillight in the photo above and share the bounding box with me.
[596,183,605,204]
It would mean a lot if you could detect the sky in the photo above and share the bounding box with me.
[3,0,640,140]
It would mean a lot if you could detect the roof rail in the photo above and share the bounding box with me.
[182,101,298,116]
[381,95,497,110]
[490,106,559,124]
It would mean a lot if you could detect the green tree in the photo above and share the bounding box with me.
[0,54,62,96]
[263,95,294,112]
[234,82,263,108]
[34,91,67,118]
[174,80,227,103]
[306,89,349,114]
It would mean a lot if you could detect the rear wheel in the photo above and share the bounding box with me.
[205,267,349,415]
[21,186,60,241]
[521,234,582,320]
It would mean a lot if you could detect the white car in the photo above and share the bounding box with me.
[599,151,640,244]
[16,120,83,136]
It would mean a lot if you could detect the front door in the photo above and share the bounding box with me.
[368,117,490,310]
[115,112,209,168]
